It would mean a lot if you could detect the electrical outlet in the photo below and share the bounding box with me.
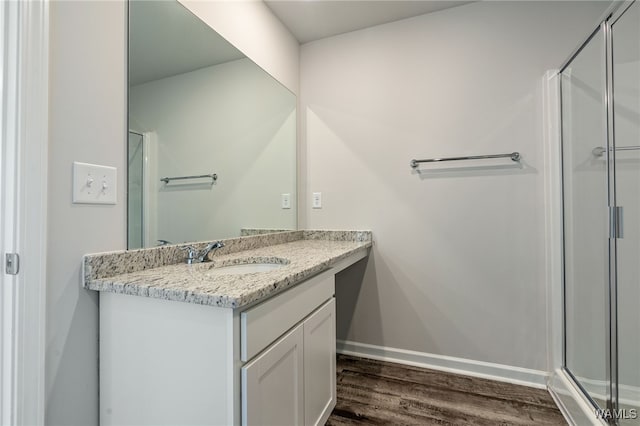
[73,161,117,204]
[281,193,291,209]
[312,192,322,209]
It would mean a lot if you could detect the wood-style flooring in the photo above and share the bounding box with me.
[327,355,566,425]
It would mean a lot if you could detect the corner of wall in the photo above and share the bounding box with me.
[178,0,300,95]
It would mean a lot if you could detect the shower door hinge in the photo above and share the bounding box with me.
[609,206,624,239]
[5,253,20,275]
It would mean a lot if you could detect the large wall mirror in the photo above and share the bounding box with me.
[127,0,297,249]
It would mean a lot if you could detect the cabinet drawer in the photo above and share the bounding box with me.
[241,270,335,362]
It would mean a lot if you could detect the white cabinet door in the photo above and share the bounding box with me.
[242,323,304,426]
[303,298,336,426]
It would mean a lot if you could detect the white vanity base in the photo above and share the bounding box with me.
[100,292,239,425]
[99,257,366,425]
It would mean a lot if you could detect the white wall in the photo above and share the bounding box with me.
[300,1,610,374]
[46,1,298,424]
[129,58,296,243]
[47,1,126,424]
[179,0,299,95]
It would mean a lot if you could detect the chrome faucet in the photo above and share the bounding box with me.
[180,241,225,264]
[198,241,225,263]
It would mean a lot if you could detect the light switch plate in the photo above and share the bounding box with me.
[73,161,117,204]
[312,192,322,209]
[281,193,291,209]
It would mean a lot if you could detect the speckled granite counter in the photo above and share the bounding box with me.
[83,230,372,309]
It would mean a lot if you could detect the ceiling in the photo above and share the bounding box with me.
[129,0,475,86]
[264,0,475,44]
[129,1,245,86]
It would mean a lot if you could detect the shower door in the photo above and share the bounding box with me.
[561,23,610,412]
[561,1,640,423]
[611,2,640,423]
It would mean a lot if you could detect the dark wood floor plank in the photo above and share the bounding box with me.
[325,412,367,426]
[327,355,567,426]
[334,384,479,425]
[337,371,563,425]
[331,397,452,425]
[336,354,556,408]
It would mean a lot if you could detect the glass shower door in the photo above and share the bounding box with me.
[559,2,640,422]
[561,25,609,411]
[611,2,640,422]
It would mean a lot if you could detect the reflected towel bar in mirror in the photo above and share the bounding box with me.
[592,146,640,157]
[410,152,521,168]
[160,173,218,184]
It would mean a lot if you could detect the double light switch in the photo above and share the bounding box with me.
[72,161,117,204]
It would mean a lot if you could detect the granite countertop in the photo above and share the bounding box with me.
[84,231,372,309]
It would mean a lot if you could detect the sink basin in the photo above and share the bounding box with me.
[204,258,288,276]
[207,263,283,275]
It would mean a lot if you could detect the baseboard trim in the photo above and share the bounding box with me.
[337,340,548,389]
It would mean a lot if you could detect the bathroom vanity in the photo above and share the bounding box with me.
[84,231,371,425]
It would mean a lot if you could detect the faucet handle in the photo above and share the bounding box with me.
[179,245,198,264]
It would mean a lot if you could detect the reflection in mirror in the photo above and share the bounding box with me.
[127,0,296,249]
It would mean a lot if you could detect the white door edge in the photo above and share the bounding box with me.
[0,0,49,424]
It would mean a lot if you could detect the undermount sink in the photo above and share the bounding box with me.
[204,258,289,276]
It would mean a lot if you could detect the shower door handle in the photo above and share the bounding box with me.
[609,206,623,239]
